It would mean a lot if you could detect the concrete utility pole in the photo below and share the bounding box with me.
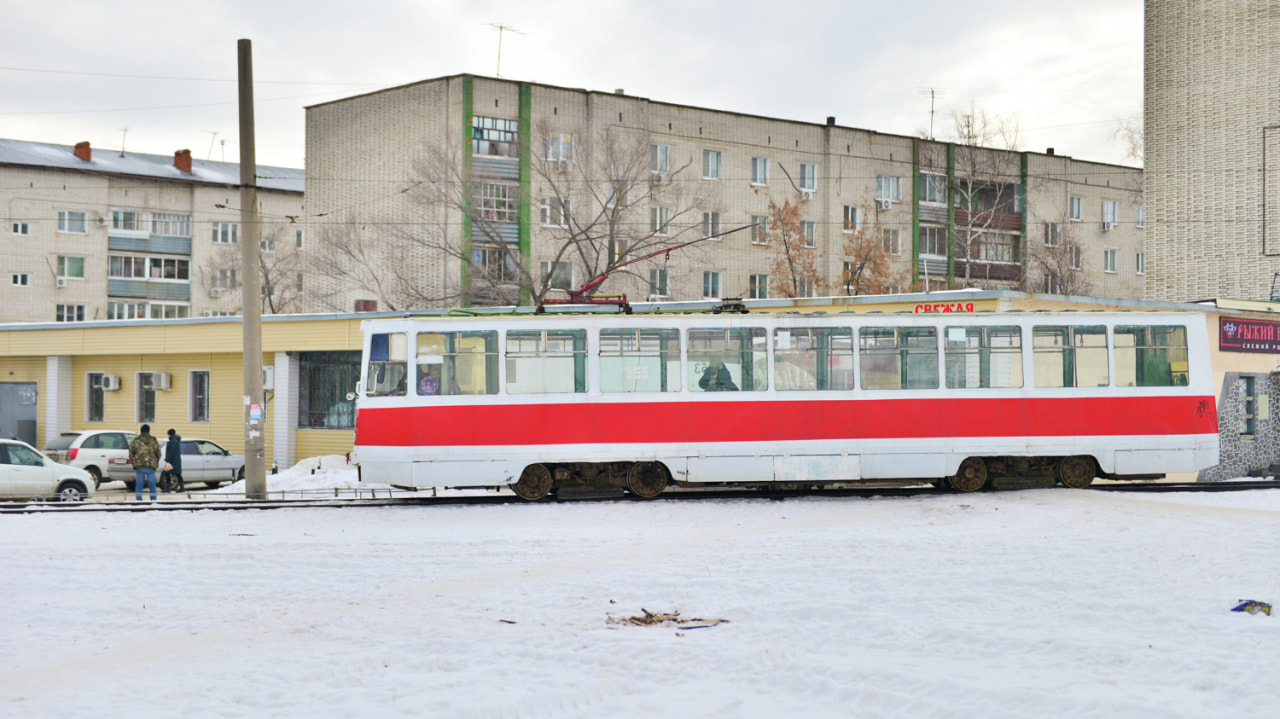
[238,39,267,499]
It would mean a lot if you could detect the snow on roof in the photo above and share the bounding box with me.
[0,137,303,193]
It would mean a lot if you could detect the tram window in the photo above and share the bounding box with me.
[366,332,408,396]
[1114,325,1188,387]
[416,331,499,396]
[859,327,938,390]
[599,328,681,393]
[944,326,1023,389]
[1033,325,1109,388]
[774,328,855,391]
[506,329,587,394]
[688,327,767,392]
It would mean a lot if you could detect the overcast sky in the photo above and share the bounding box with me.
[1,0,1143,171]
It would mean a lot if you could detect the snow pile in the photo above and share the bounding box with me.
[4,489,1280,717]
[211,454,376,494]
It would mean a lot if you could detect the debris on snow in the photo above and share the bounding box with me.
[1231,600,1272,616]
[607,608,729,629]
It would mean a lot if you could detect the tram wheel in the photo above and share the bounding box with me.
[1058,456,1096,489]
[626,462,668,499]
[513,464,553,501]
[949,457,988,493]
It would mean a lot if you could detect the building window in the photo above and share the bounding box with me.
[112,209,146,232]
[472,247,519,284]
[1136,252,1145,275]
[801,221,816,248]
[152,212,191,237]
[751,215,768,245]
[921,173,947,204]
[751,157,769,186]
[261,237,276,253]
[12,222,30,235]
[296,272,304,293]
[799,164,817,192]
[843,205,861,233]
[921,226,946,256]
[478,183,518,222]
[1069,196,1082,221]
[58,211,87,234]
[974,233,1015,263]
[57,256,85,279]
[1102,201,1119,229]
[1104,249,1117,273]
[1241,376,1257,436]
[299,351,360,428]
[703,150,722,180]
[1070,246,1084,270]
[540,197,571,227]
[109,255,147,278]
[190,370,210,423]
[136,372,156,423]
[703,271,721,299]
[649,268,668,298]
[1135,205,1145,229]
[87,372,105,422]
[12,273,29,286]
[211,268,237,290]
[605,181,631,209]
[876,176,901,202]
[1043,272,1062,294]
[650,207,671,236]
[149,257,190,280]
[149,303,189,319]
[56,304,85,322]
[472,116,519,157]
[703,211,721,239]
[540,260,573,290]
[796,278,815,298]
[295,229,305,249]
[108,302,147,320]
[750,274,769,299]
[608,239,631,265]
[650,144,670,177]
[543,131,574,163]
[883,229,901,255]
[1044,222,1061,247]
[212,222,239,244]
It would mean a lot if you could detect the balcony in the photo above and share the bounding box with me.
[954,208,1023,232]
[108,235,192,256]
[107,280,191,301]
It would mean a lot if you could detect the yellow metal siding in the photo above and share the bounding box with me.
[296,429,355,460]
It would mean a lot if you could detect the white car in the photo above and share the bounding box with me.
[0,438,94,501]
[159,438,245,489]
[43,430,138,488]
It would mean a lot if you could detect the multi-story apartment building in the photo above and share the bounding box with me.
[0,138,305,324]
[1145,1,1280,303]
[304,74,1145,311]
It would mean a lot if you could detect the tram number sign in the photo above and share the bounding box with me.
[1220,316,1280,353]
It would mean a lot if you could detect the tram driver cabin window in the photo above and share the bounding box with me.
[1033,326,1109,388]
[366,332,409,396]
[506,329,587,394]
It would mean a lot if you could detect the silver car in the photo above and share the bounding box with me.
[0,439,94,501]
[159,438,245,489]
[43,430,138,488]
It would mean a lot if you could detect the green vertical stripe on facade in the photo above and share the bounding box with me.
[518,83,533,305]
[1019,152,1029,278]
[460,75,475,307]
[945,143,956,288]
[911,139,921,286]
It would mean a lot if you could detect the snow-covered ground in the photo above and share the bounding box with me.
[3,465,1279,718]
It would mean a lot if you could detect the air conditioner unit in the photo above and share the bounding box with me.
[102,375,121,391]
[799,190,814,201]
[153,372,171,391]
[1102,222,1115,231]
[209,287,223,298]
[876,198,893,210]
[263,365,275,391]
[650,171,668,185]
[55,277,67,288]
[554,159,570,173]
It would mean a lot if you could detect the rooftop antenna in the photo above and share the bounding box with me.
[219,138,226,162]
[917,88,945,140]
[203,130,219,159]
[117,126,128,157]
[489,23,525,78]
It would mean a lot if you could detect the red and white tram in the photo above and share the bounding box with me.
[353,308,1219,499]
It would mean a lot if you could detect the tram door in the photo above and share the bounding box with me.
[0,382,38,446]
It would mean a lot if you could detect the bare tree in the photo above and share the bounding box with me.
[1114,112,1143,165]
[764,196,824,298]
[205,222,305,314]
[1024,217,1092,296]
[839,204,912,296]
[945,102,1024,289]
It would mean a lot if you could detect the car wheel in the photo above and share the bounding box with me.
[86,466,102,490]
[56,481,87,502]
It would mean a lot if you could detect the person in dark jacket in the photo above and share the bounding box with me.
[162,428,184,493]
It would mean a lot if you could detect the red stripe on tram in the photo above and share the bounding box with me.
[357,395,1219,448]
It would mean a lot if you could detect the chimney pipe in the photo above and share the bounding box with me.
[73,141,91,162]
[1046,147,1055,156]
[174,149,193,173]
[826,116,836,126]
